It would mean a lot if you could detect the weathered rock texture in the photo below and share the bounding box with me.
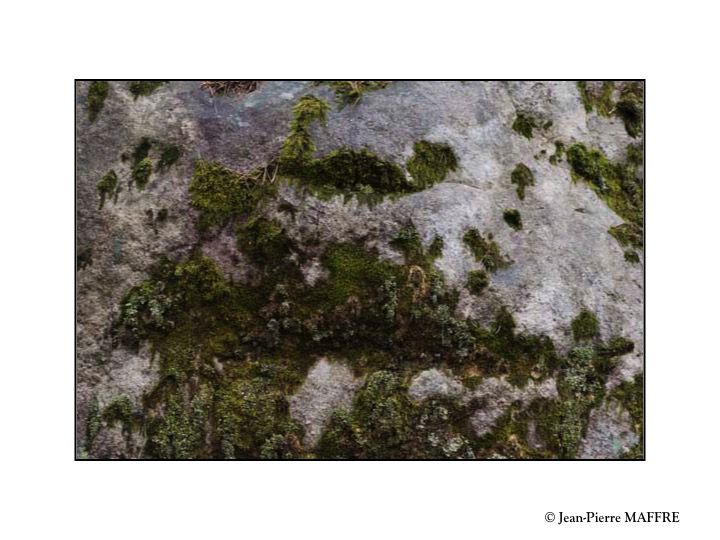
[289,358,364,447]
[76,80,643,459]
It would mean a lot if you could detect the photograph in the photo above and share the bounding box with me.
[75,80,644,460]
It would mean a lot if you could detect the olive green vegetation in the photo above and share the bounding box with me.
[463,228,512,272]
[512,113,537,139]
[278,95,457,201]
[87,81,109,122]
[616,82,644,138]
[236,217,295,265]
[316,372,474,458]
[610,373,643,459]
[128,80,167,99]
[566,143,643,250]
[278,95,329,168]
[158,145,181,171]
[102,395,135,431]
[512,112,553,140]
[476,329,635,459]
[406,140,458,190]
[510,163,534,200]
[571,309,599,342]
[503,209,522,230]
[466,270,489,295]
[577,81,643,138]
[577,81,615,116]
[132,157,153,190]
[624,250,640,264]
[103,235,637,458]
[97,170,120,209]
[85,397,101,447]
[549,141,565,165]
[317,80,391,107]
[189,159,276,230]
[132,137,152,163]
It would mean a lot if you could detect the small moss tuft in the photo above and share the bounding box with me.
[128,80,167,99]
[503,209,522,230]
[466,270,489,295]
[512,113,537,139]
[132,137,152,164]
[406,140,458,189]
[462,228,511,272]
[624,250,640,264]
[319,80,391,107]
[566,143,643,250]
[87,81,109,122]
[102,395,135,431]
[310,148,408,194]
[158,145,181,171]
[609,223,643,249]
[97,170,119,209]
[132,157,153,190]
[279,95,330,168]
[571,309,599,342]
[549,141,565,165]
[188,160,272,230]
[616,82,644,138]
[236,217,295,265]
[577,81,615,116]
[510,163,534,200]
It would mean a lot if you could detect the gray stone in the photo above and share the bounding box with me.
[289,358,364,447]
[579,399,640,458]
[408,368,465,402]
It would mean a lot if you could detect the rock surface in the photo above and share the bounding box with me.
[76,80,643,459]
[579,399,639,458]
[289,358,364,447]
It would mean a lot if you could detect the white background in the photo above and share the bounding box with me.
[1,1,718,538]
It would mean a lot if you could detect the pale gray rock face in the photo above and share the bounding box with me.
[408,369,465,402]
[288,358,364,447]
[579,399,639,458]
[76,81,643,458]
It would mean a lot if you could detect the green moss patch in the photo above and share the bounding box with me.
[571,309,599,342]
[549,141,565,165]
[624,250,640,264]
[158,145,181,171]
[466,270,489,295]
[616,82,644,138]
[128,80,167,99]
[87,81,109,122]
[577,81,643,138]
[278,95,456,201]
[189,160,275,230]
[406,140,458,190]
[577,81,615,116]
[132,157,153,190]
[566,143,643,249]
[510,163,534,200]
[97,170,120,209]
[462,228,512,272]
[317,80,391,107]
[503,209,522,230]
[512,113,538,139]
